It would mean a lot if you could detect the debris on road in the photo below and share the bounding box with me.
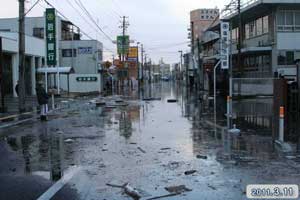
[208,184,217,190]
[160,147,171,150]
[167,99,177,103]
[106,183,142,200]
[137,147,146,153]
[96,101,106,107]
[184,170,197,175]
[64,138,74,143]
[164,185,192,193]
[124,183,142,200]
[145,193,180,200]
[196,155,208,159]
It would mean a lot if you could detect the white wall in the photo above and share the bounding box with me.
[59,40,103,74]
[60,74,102,93]
[277,32,300,50]
[0,32,45,56]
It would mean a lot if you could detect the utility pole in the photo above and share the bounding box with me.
[0,37,5,112]
[148,58,152,84]
[144,54,147,81]
[141,44,144,83]
[119,16,129,87]
[237,0,242,96]
[197,38,202,90]
[18,0,26,113]
[179,50,183,81]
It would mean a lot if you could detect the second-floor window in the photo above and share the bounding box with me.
[245,16,269,39]
[62,49,77,57]
[33,27,44,39]
[277,10,300,31]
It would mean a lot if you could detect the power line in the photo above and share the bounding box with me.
[74,0,114,43]
[42,0,115,53]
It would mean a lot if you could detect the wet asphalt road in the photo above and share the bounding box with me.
[1,82,300,200]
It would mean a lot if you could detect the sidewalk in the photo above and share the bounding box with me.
[0,95,73,129]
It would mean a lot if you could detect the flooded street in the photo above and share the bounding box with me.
[1,83,300,200]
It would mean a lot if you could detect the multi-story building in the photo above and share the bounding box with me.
[189,8,219,88]
[0,14,104,95]
[203,0,300,79]
[190,8,219,41]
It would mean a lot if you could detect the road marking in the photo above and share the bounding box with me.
[37,166,81,200]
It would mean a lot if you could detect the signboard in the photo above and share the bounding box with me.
[76,77,98,82]
[127,47,138,62]
[45,8,57,66]
[220,21,230,69]
[117,35,130,55]
[78,47,93,54]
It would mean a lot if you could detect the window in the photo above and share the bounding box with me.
[262,16,269,33]
[98,50,103,61]
[278,51,295,65]
[62,49,77,57]
[0,29,10,32]
[278,51,286,65]
[286,51,294,65]
[256,18,263,35]
[277,11,300,31]
[295,12,300,30]
[33,27,44,39]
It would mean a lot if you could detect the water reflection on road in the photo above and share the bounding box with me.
[0,82,300,200]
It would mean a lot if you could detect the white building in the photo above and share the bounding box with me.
[0,14,104,95]
[0,32,44,97]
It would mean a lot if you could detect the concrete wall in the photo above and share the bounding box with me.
[277,32,300,50]
[60,74,102,93]
[59,40,103,74]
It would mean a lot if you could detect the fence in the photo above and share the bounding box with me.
[231,78,277,135]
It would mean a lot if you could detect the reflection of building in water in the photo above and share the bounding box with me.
[6,126,64,181]
[50,134,64,181]
[127,106,140,123]
[231,135,275,160]
[119,111,133,139]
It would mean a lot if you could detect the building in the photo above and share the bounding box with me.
[0,14,103,95]
[190,8,219,41]
[0,32,45,97]
[203,0,300,79]
[189,8,219,88]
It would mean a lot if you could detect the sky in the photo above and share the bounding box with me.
[0,0,231,64]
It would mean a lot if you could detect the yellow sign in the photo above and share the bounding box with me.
[128,47,138,58]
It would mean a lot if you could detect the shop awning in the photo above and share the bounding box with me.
[36,67,75,74]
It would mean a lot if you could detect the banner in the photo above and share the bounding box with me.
[220,21,230,69]
[45,8,57,66]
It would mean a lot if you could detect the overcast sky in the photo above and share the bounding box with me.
[0,0,232,64]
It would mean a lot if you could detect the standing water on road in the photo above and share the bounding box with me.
[0,82,300,200]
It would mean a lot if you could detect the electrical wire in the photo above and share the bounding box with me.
[24,0,42,16]
[42,0,115,53]
[74,0,114,43]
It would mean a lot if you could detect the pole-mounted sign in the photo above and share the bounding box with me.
[220,21,230,69]
[45,8,57,66]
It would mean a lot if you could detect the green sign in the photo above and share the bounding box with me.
[117,35,129,55]
[45,8,57,66]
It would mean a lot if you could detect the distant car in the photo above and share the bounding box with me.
[161,76,170,81]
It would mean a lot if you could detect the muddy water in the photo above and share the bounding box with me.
[1,82,300,200]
